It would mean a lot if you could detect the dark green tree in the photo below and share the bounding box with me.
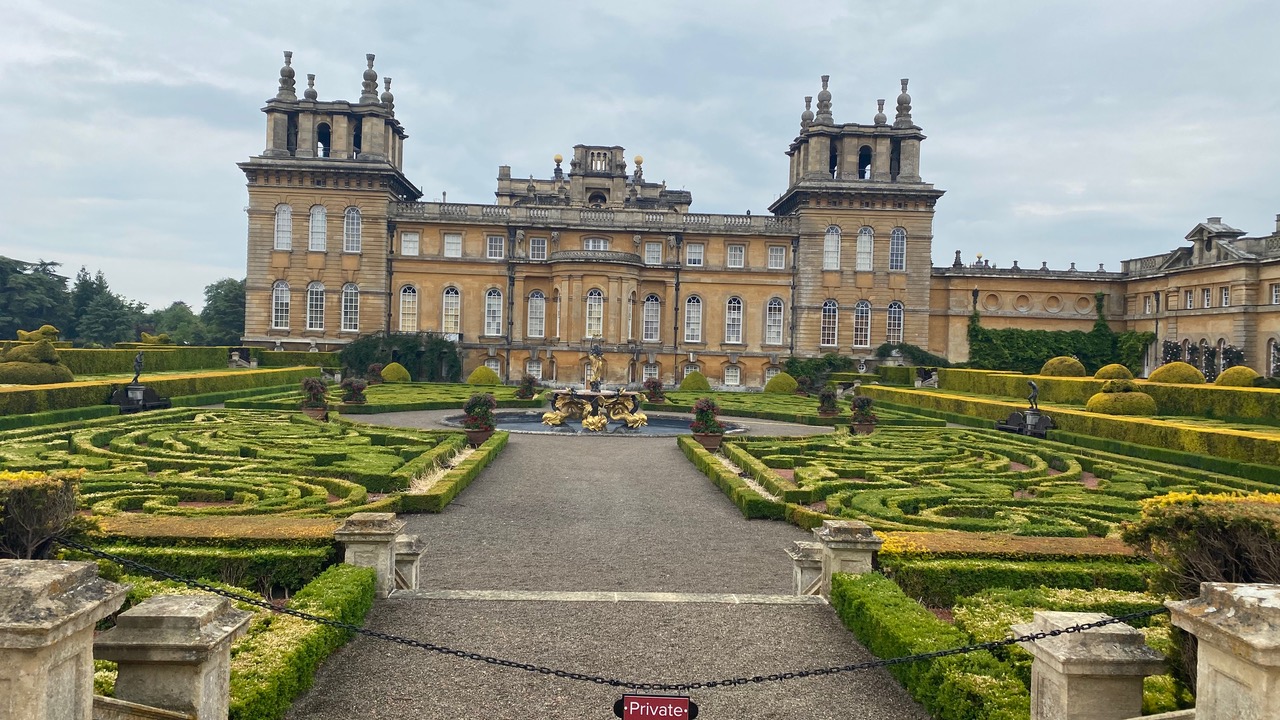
[197,278,245,345]
[147,302,202,345]
[0,257,70,339]
[78,292,142,347]
[66,268,110,341]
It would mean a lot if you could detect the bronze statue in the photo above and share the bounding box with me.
[1027,380,1039,410]
[132,351,144,385]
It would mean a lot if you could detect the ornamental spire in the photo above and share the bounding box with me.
[275,51,296,101]
[359,54,379,104]
[814,75,833,124]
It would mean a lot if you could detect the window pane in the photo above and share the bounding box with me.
[442,288,460,334]
[307,283,325,330]
[445,233,462,258]
[853,301,871,347]
[727,245,745,268]
[768,246,786,269]
[725,297,743,343]
[820,300,838,346]
[684,297,702,342]
[343,208,361,252]
[766,298,784,344]
[526,359,542,380]
[530,237,547,260]
[724,366,740,386]
[645,242,662,265]
[274,205,292,251]
[857,227,873,271]
[272,282,290,328]
[886,302,903,344]
[400,232,419,256]
[584,237,608,251]
[643,295,661,342]
[823,226,840,270]
[643,363,659,380]
[485,289,503,335]
[341,284,359,332]
[889,228,906,271]
[527,292,545,338]
[586,289,604,338]
[399,287,418,332]
[309,206,326,251]
[487,236,505,259]
[686,244,704,267]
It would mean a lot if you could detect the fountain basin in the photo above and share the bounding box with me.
[443,410,746,436]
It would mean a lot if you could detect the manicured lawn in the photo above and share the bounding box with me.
[225,381,544,413]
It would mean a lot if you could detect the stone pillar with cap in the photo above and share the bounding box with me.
[1167,582,1280,720]
[94,595,252,720]
[0,560,128,720]
[394,534,428,591]
[1012,611,1165,720]
[812,520,882,597]
[334,512,405,598]
[785,541,823,595]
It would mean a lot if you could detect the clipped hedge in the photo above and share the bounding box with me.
[87,544,334,592]
[1095,363,1135,380]
[1085,391,1158,416]
[1215,365,1260,387]
[382,362,412,383]
[875,365,919,386]
[830,573,1029,720]
[399,431,509,512]
[940,368,1104,406]
[1040,356,1086,377]
[256,350,340,368]
[57,346,229,375]
[883,557,1153,607]
[1148,362,1205,384]
[0,404,118,431]
[0,361,75,385]
[679,436,785,520]
[678,370,712,392]
[763,371,798,394]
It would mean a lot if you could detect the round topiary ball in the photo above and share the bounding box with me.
[1101,379,1139,393]
[381,362,412,383]
[1148,361,1206,384]
[1094,363,1135,380]
[1215,365,1260,387]
[1086,391,1158,415]
[678,370,712,392]
[1040,356,1087,377]
[465,365,500,385]
[763,371,798,394]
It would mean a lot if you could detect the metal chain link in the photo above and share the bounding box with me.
[57,537,1168,692]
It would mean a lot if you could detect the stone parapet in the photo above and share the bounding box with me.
[785,541,822,596]
[394,534,428,591]
[812,520,882,597]
[335,512,406,598]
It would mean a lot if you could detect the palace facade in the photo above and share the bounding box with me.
[240,53,1280,384]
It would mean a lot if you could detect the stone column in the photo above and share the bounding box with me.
[1167,582,1280,720]
[394,534,427,591]
[1013,611,1165,720]
[334,512,406,598]
[0,560,128,720]
[94,595,252,720]
[812,520,882,597]
[785,541,822,595]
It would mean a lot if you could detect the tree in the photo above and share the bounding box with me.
[66,268,110,341]
[78,292,142,346]
[0,257,70,340]
[148,301,202,345]
[198,278,245,345]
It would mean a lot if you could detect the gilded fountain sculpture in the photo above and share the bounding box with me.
[541,345,648,431]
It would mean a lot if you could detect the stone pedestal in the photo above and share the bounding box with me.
[1168,583,1280,720]
[785,541,822,595]
[0,560,128,720]
[94,595,251,720]
[334,512,405,598]
[812,520,882,598]
[1013,611,1165,720]
[394,534,427,591]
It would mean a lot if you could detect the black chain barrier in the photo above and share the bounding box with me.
[57,537,1168,692]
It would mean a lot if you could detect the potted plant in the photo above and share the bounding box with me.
[340,377,368,405]
[514,374,539,400]
[817,386,839,416]
[300,377,330,421]
[850,395,878,435]
[643,377,666,403]
[461,392,498,446]
[689,397,726,452]
[366,363,385,385]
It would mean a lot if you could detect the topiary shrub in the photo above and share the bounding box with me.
[1086,391,1158,415]
[464,365,499,385]
[678,370,711,392]
[139,331,174,345]
[1094,363,1135,380]
[1,339,60,364]
[1215,365,1260,387]
[763,371,798,394]
[381,362,412,383]
[1148,361,1206,384]
[0,340,75,385]
[1100,379,1139,393]
[1040,356,1087,377]
[1,469,84,559]
[15,325,60,342]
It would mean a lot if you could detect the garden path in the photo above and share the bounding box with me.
[287,411,927,720]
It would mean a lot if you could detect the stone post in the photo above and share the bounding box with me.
[334,512,405,598]
[1167,582,1280,720]
[812,520,882,598]
[394,534,427,591]
[784,541,822,595]
[0,560,128,720]
[94,595,252,720]
[1013,611,1165,720]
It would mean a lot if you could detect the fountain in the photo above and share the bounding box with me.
[541,345,648,432]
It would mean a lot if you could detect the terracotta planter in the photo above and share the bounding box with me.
[818,409,839,417]
[464,428,495,447]
[692,432,724,452]
[851,422,877,435]
[302,407,329,422]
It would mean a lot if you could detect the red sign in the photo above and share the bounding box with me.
[613,694,699,719]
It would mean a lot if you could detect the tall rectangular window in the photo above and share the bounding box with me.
[274,205,293,251]
[400,232,419,256]
[526,359,542,380]
[684,297,702,342]
[341,284,359,331]
[1144,296,1153,314]
[306,283,325,330]
[645,242,662,265]
[765,299,784,344]
[272,282,290,329]
[686,243,704,267]
[585,290,604,338]
[527,293,546,338]
[442,288,460,334]
[308,206,326,251]
[643,363,659,381]
[642,296,660,342]
[1203,288,1211,308]
[856,228,874,271]
[1221,287,1230,307]
[343,208,362,253]
[889,229,906,271]
[487,235,505,259]
[823,226,841,270]
[444,233,462,258]
[724,366,741,386]
[853,301,871,347]
[1272,284,1280,305]
[1184,290,1193,310]
[768,246,786,270]
[820,301,838,346]
[530,237,547,260]
[724,298,743,343]
[727,244,745,268]
[484,289,503,336]
[399,288,418,332]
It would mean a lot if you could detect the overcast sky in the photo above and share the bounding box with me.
[3,1,1278,311]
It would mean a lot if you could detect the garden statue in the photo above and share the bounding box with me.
[132,351,144,384]
[587,344,605,392]
[1027,380,1039,410]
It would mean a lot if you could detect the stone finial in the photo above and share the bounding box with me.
[276,50,297,101]
[1040,261,1049,271]
[380,77,395,111]
[800,96,814,130]
[814,76,834,125]
[335,512,406,598]
[359,53,379,104]
[304,73,318,101]
[1098,263,1106,271]
[894,78,913,128]
[1012,260,1021,270]
[952,250,963,268]
[874,98,887,125]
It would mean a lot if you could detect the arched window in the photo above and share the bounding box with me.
[308,205,326,251]
[889,228,906,271]
[823,226,841,270]
[820,300,838,346]
[1217,338,1228,375]
[442,287,460,334]
[271,281,290,329]
[585,289,604,338]
[341,283,359,332]
[857,145,872,179]
[399,286,418,332]
[724,297,743,344]
[583,237,609,251]
[853,300,872,347]
[273,204,292,250]
[684,296,703,343]
[484,288,503,336]
[857,227,874,271]
[343,207,362,253]
[316,122,331,158]
[765,298,784,345]
[1181,338,1190,361]
[306,282,325,330]
[886,301,904,344]
[527,290,546,338]
[640,295,661,343]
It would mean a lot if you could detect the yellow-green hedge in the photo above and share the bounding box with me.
[1215,366,1260,387]
[940,369,1103,406]
[1085,391,1158,415]
[763,371,798,394]
[465,365,500,385]
[1148,362,1205,384]
[1041,356,1087,377]
[1094,363,1134,380]
[381,362,411,383]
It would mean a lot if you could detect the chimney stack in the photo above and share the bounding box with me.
[1208,216,1222,224]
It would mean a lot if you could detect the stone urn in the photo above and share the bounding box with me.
[464,428,495,447]
[302,407,329,422]
[851,421,876,436]
[692,432,723,452]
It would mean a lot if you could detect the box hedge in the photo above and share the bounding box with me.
[882,557,1153,607]
[399,431,509,512]
[1040,356,1086,377]
[256,350,340,368]
[78,543,335,592]
[875,365,919,386]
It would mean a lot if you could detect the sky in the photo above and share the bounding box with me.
[2,1,1278,312]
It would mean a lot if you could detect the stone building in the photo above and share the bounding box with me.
[240,52,1280,382]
